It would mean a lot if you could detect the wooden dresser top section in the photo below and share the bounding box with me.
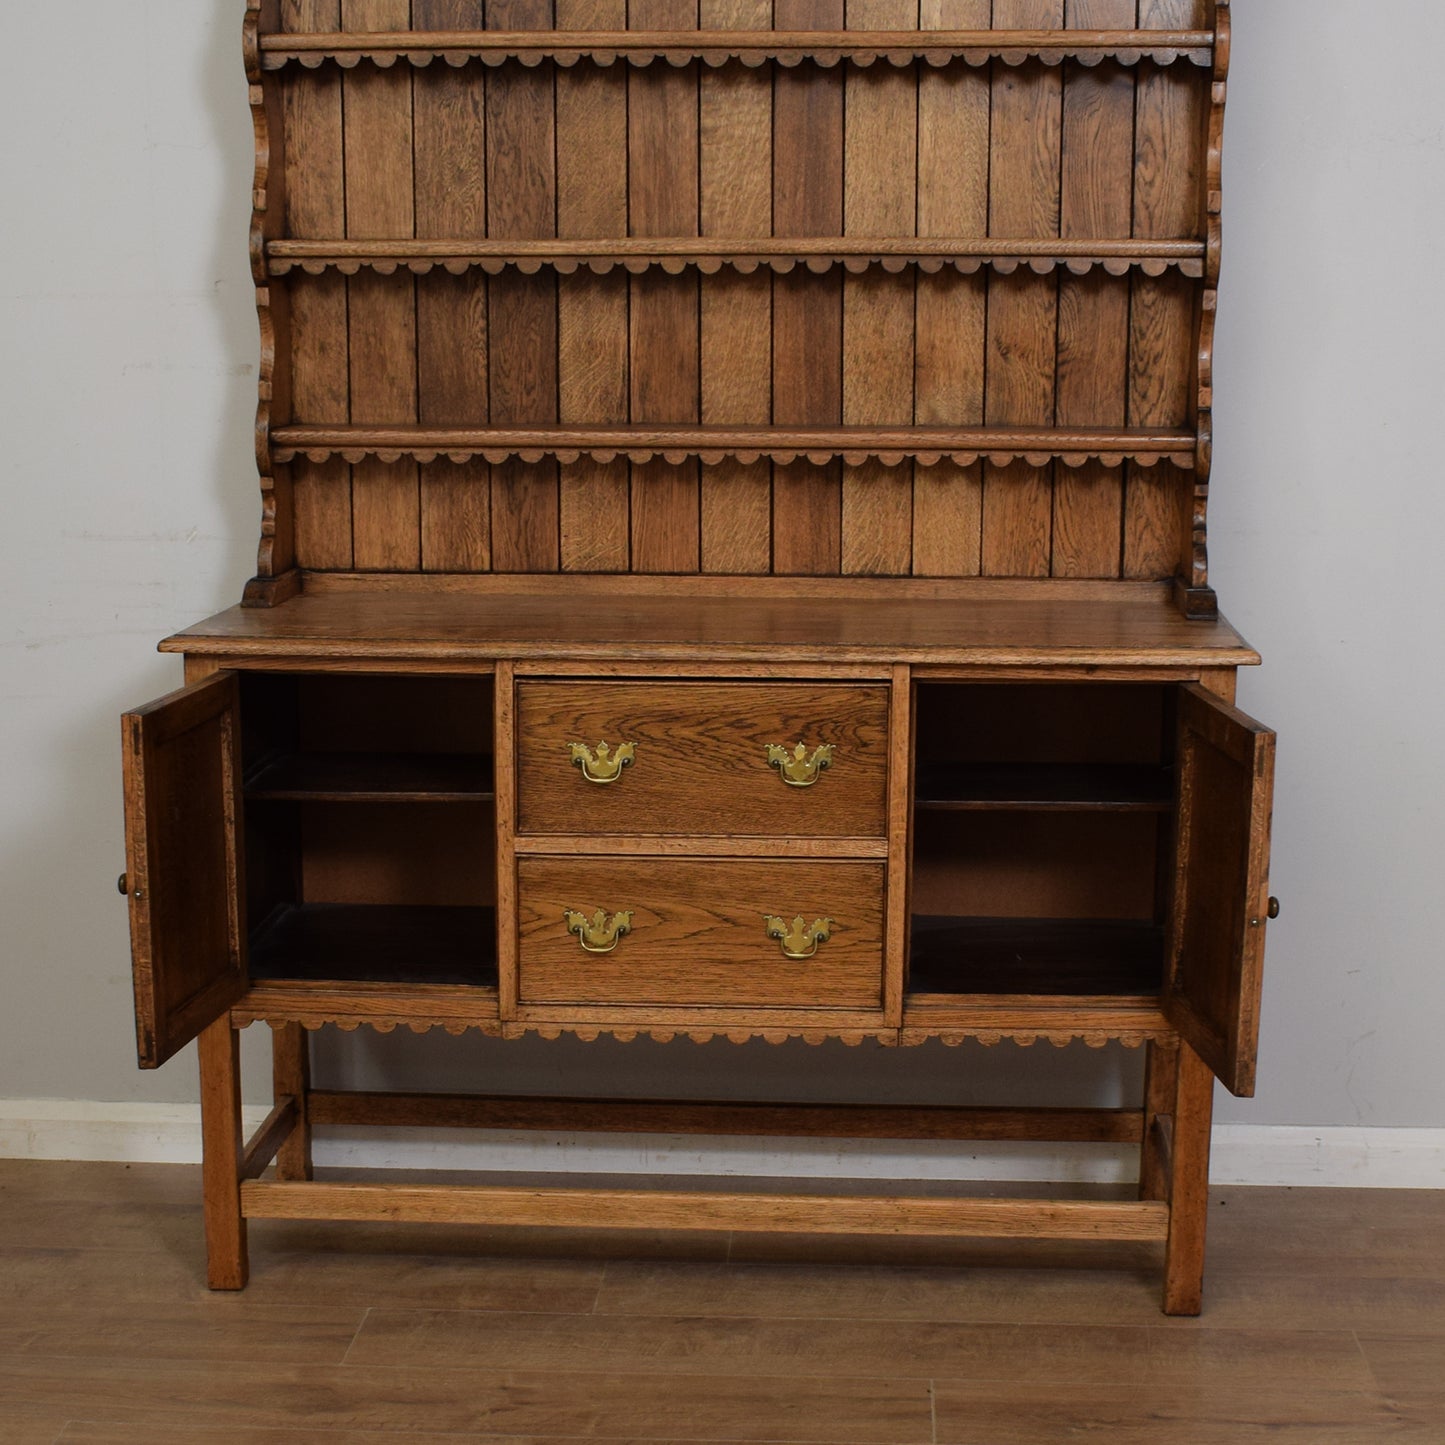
[164,580,1256,667]
[245,0,1231,613]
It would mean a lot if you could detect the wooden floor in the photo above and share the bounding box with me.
[1,1161,1443,1443]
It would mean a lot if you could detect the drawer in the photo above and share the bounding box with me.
[515,681,889,838]
[516,857,885,1010]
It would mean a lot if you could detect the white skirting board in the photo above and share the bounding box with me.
[2,1101,1444,1189]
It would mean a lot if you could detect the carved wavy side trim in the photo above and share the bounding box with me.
[269,251,1204,280]
[247,3,281,586]
[270,428,1197,472]
[258,30,1215,73]
[1184,0,1232,601]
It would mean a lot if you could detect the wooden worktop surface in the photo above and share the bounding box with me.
[162,577,1258,669]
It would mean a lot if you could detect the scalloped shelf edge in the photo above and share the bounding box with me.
[237,1013,1162,1047]
[260,46,1212,74]
[270,443,1195,471]
[269,252,1205,280]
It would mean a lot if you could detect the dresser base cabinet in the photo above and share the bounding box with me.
[119,589,1275,1315]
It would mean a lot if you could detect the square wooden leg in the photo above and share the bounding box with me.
[198,1016,248,1290]
[272,1022,313,1182]
[1162,1040,1214,1316]
[1139,1039,1179,1203]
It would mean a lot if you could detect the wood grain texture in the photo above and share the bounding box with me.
[493,658,519,1016]
[414,0,490,572]
[1165,682,1275,1097]
[1054,0,1136,577]
[122,675,246,1070]
[771,0,844,575]
[983,0,1065,578]
[515,679,890,837]
[841,0,917,578]
[1162,1039,1213,1314]
[1126,0,1202,580]
[164,581,1261,667]
[283,0,352,570]
[270,1022,313,1180]
[486,0,560,573]
[342,0,420,571]
[198,1019,248,1289]
[913,0,990,577]
[699,0,773,574]
[244,1178,1170,1241]
[557,0,630,571]
[310,1090,1144,1141]
[629,0,702,573]
[516,856,886,1009]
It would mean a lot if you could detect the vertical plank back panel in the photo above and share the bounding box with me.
[282,0,352,571]
[487,0,561,573]
[414,0,490,572]
[629,0,702,573]
[772,0,844,575]
[1053,0,1135,577]
[699,0,774,574]
[912,0,990,578]
[1125,0,1204,578]
[265,2,1216,594]
[557,0,631,570]
[342,0,420,571]
[841,0,918,576]
[983,0,1063,578]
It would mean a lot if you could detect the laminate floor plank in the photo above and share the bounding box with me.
[1154,1270,1445,1333]
[931,1382,1425,1444]
[347,1308,1151,1385]
[0,1302,365,1367]
[597,1260,1167,1326]
[56,1432,722,1445]
[0,1245,604,1315]
[56,1430,504,1444]
[0,1357,934,1441]
[1144,1325,1376,1391]
[0,1410,74,1444]
[1356,1333,1445,1395]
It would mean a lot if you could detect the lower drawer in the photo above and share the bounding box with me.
[516,857,885,1010]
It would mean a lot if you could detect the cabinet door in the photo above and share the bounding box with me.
[1165,684,1276,1097]
[121,674,246,1068]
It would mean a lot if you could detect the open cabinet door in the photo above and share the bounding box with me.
[122,673,246,1068]
[1165,684,1276,1097]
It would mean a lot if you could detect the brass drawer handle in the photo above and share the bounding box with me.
[568,740,636,785]
[766,742,834,788]
[564,908,634,954]
[764,914,833,960]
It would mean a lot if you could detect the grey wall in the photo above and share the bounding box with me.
[2,2,1441,1133]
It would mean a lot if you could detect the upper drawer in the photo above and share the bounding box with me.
[515,681,889,839]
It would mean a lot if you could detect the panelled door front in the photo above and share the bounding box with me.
[1165,683,1277,1096]
[121,673,246,1067]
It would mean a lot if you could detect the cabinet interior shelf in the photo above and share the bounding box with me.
[914,763,1172,813]
[250,903,498,986]
[267,237,1205,279]
[245,752,495,803]
[258,29,1214,72]
[908,917,1165,998]
[270,424,1197,470]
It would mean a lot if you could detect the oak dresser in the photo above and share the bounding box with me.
[119,0,1272,1314]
